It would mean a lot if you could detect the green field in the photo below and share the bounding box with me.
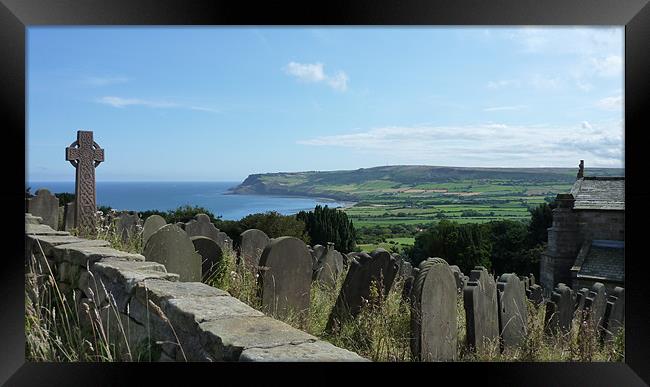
[232,165,623,228]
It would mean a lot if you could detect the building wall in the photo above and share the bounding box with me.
[576,210,624,242]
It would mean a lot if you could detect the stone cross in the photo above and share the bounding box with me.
[65,130,104,233]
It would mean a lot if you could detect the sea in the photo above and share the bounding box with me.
[26,181,351,220]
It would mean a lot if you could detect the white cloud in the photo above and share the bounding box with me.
[483,105,526,112]
[97,96,177,108]
[487,79,521,89]
[284,61,348,91]
[530,74,562,90]
[590,55,623,77]
[596,95,623,111]
[97,96,219,113]
[297,122,623,167]
[81,75,130,86]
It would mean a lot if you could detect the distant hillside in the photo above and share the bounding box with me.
[230,165,624,201]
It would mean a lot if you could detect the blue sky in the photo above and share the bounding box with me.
[27,27,624,182]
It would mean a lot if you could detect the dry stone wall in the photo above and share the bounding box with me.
[25,215,368,362]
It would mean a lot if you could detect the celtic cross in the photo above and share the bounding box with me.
[66,130,104,233]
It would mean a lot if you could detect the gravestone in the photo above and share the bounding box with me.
[575,287,589,311]
[529,273,536,286]
[463,266,499,351]
[184,213,219,241]
[215,231,233,253]
[143,224,201,282]
[311,244,326,270]
[402,272,416,304]
[545,283,574,333]
[313,242,344,289]
[63,202,75,231]
[584,282,608,327]
[410,258,457,361]
[115,211,139,243]
[497,274,528,348]
[526,284,543,306]
[191,236,224,282]
[327,249,399,331]
[257,236,312,321]
[240,229,271,268]
[602,287,625,340]
[450,265,465,293]
[65,130,104,233]
[399,260,413,279]
[27,189,59,229]
[143,215,167,246]
[519,276,531,292]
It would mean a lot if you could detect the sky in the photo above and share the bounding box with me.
[27,27,624,182]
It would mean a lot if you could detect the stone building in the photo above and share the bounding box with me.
[540,161,624,293]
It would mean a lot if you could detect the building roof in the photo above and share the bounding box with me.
[573,240,624,283]
[570,176,625,211]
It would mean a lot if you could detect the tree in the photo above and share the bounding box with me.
[238,211,308,242]
[411,220,491,273]
[297,205,356,253]
[527,202,554,246]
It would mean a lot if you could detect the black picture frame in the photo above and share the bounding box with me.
[3,0,649,385]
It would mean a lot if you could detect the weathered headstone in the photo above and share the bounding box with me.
[584,282,608,327]
[311,244,326,270]
[450,265,465,293]
[143,224,201,282]
[526,284,543,306]
[402,272,416,303]
[602,287,625,340]
[63,201,75,231]
[257,236,312,321]
[545,283,574,333]
[65,130,104,233]
[313,243,344,289]
[410,258,457,361]
[191,236,224,282]
[184,213,219,241]
[327,249,398,331]
[529,273,536,286]
[497,273,528,348]
[399,260,413,279]
[115,211,139,242]
[463,266,499,351]
[575,287,589,311]
[27,189,59,229]
[143,215,167,246]
[240,229,271,268]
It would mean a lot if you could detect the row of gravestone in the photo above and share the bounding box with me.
[544,282,625,341]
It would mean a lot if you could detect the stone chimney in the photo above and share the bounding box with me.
[540,193,580,293]
[577,160,584,179]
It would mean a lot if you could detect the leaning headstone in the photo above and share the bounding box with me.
[257,236,312,321]
[584,282,608,328]
[463,266,499,352]
[399,261,413,279]
[313,243,344,289]
[497,274,528,348]
[545,283,574,333]
[529,273,536,286]
[410,258,457,361]
[327,249,398,331]
[602,287,625,340]
[27,189,59,230]
[191,236,224,282]
[142,215,167,246]
[63,202,75,231]
[115,211,139,243]
[215,231,233,253]
[65,130,104,233]
[402,273,416,304]
[240,229,271,268]
[143,224,201,282]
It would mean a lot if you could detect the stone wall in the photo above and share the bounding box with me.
[25,215,368,362]
[576,210,625,242]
